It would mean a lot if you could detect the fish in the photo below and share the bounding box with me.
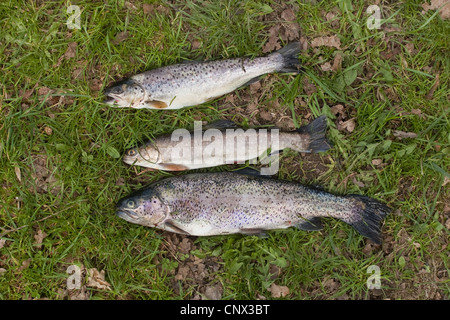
[116,171,390,244]
[103,42,302,110]
[122,115,331,171]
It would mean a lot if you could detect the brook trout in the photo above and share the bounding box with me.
[104,42,301,109]
[116,171,390,244]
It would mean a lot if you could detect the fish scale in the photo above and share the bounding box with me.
[116,172,390,244]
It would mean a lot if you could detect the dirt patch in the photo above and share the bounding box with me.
[155,233,224,300]
[380,228,449,300]
[26,154,61,196]
[422,0,450,19]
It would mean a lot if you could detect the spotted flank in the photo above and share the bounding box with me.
[116,171,390,244]
[104,42,302,110]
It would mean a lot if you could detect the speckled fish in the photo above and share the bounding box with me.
[103,42,301,110]
[123,116,331,171]
[116,171,390,244]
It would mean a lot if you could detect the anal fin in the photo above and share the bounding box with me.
[295,217,323,231]
[160,163,190,171]
[240,228,268,238]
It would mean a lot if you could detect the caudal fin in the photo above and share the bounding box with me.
[346,195,390,244]
[274,42,302,73]
[296,115,332,153]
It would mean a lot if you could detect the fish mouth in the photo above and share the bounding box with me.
[122,156,139,166]
[117,210,138,221]
[103,95,116,104]
[103,93,122,105]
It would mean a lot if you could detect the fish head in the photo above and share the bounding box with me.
[123,143,160,167]
[116,190,168,227]
[103,79,146,108]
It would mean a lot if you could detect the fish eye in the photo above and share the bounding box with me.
[126,149,137,157]
[110,86,124,94]
[127,200,136,208]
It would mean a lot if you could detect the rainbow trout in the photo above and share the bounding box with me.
[104,42,301,110]
[116,171,390,244]
[123,116,331,171]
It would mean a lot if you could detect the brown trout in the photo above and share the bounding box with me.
[123,116,331,171]
[104,42,301,110]
[116,171,390,244]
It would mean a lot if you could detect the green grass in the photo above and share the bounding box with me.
[0,0,449,300]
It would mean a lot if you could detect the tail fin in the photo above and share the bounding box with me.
[297,115,332,153]
[274,42,302,73]
[346,195,391,244]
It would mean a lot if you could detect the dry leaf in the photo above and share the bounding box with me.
[411,108,426,119]
[445,218,450,230]
[283,22,300,41]
[178,238,192,254]
[372,159,383,166]
[87,268,112,290]
[339,118,356,133]
[311,35,341,49]
[302,77,317,96]
[53,42,77,68]
[256,293,267,300]
[421,0,450,19]
[331,104,345,117]
[65,42,77,59]
[332,52,343,71]
[34,229,47,249]
[259,110,274,122]
[249,81,261,94]
[0,239,6,249]
[14,166,21,182]
[112,31,129,45]
[405,42,415,54]
[38,87,51,96]
[89,79,102,92]
[18,258,31,272]
[204,284,223,300]
[425,73,440,100]
[21,83,39,100]
[325,11,336,21]
[191,39,202,50]
[124,1,138,10]
[44,126,53,136]
[281,8,296,21]
[175,265,190,281]
[267,283,290,298]
[443,176,449,187]
[143,3,153,14]
[263,25,282,53]
[393,130,418,139]
[322,277,339,291]
[70,286,89,300]
[320,61,333,71]
[72,68,83,79]
[352,176,365,188]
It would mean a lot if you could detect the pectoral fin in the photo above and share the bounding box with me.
[146,100,169,109]
[164,220,190,235]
